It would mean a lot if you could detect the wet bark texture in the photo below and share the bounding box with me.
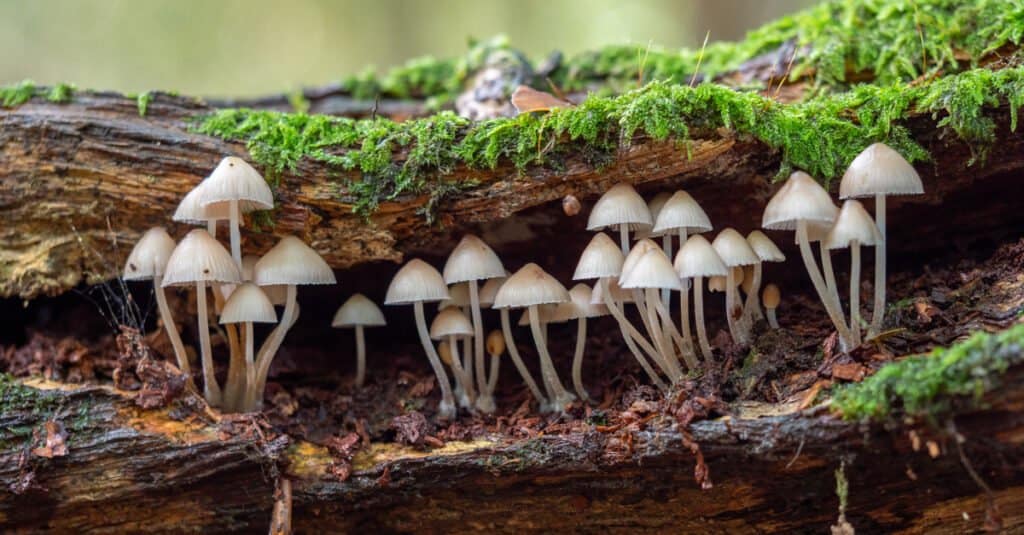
[1,372,1022,533]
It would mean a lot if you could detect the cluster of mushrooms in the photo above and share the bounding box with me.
[386,142,923,418]
[123,157,335,412]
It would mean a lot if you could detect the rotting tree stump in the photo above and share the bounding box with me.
[1,372,1022,533]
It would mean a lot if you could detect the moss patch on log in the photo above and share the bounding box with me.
[197,65,1024,218]
[832,323,1024,421]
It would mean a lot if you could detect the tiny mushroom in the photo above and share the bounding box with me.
[551,283,609,401]
[711,228,760,345]
[840,142,923,336]
[220,283,277,412]
[430,307,477,407]
[484,329,505,398]
[197,156,274,267]
[332,293,387,389]
[587,183,653,254]
[123,228,189,378]
[621,247,691,376]
[762,284,782,329]
[825,200,882,345]
[494,263,576,410]
[162,229,242,406]
[385,259,457,419]
[674,235,728,361]
[744,231,785,322]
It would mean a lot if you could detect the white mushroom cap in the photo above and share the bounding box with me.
[478,275,508,307]
[762,171,838,231]
[442,234,505,284]
[162,229,242,287]
[332,293,386,328]
[517,304,558,326]
[123,227,177,280]
[762,284,781,309]
[746,231,785,262]
[711,228,760,267]
[586,183,653,232]
[220,283,277,324]
[839,143,923,199]
[590,278,634,304]
[825,200,882,250]
[438,282,470,311]
[652,190,713,235]
[620,248,682,290]
[254,236,336,286]
[636,192,673,238]
[551,283,609,322]
[619,239,661,282]
[198,156,274,212]
[573,232,625,280]
[674,235,728,278]
[173,181,232,224]
[431,307,474,339]
[385,259,450,305]
[238,254,288,305]
[492,263,569,309]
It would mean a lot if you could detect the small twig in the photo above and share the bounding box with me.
[912,1,929,77]
[637,40,653,88]
[774,43,799,99]
[370,94,380,121]
[785,438,806,468]
[690,31,711,87]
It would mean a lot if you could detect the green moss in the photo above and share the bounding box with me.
[1,80,37,107]
[197,64,1024,219]
[832,323,1024,421]
[137,91,152,117]
[46,82,75,103]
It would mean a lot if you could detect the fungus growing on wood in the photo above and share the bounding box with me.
[484,329,505,400]
[430,307,477,407]
[674,235,728,361]
[762,284,782,329]
[197,156,274,267]
[162,229,242,406]
[173,180,231,237]
[574,232,667,390]
[621,247,693,376]
[763,171,855,350]
[711,228,760,345]
[124,228,190,380]
[483,277,548,409]
[494,263,576,410]
[249,236,335,411]
[220,283,277,412]
[332,293,386,389]
[551,283,609,401]
[840,142,924,336]
[744,231,785,322]
[587,183,653,254]
[386,259,457,419]
[825,200,882,345]
[443,235,505,413]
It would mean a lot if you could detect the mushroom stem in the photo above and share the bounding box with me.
[195,281,222,406]
[820,241,842,312]
[468,282,489,404]
[652,292,696,370]
[448,338,476,404]
[850,240,863,346]
[414,302,456,419]
[600,279,669,390]
[870,194,887,337]
[744,262,765,322]
[724,268,746,345]
[223,325,245,411]
[228,199,242,267]
[632,289,670,375]
[618,224,630,255]
[355,325,366,388]
[796,221,855,351]
[152,275,190,378]
[660,234,673,308]
[692,276,714,361]
[767,309,780,329]
[571,317,590,401]
[499,309,548,406]
[528,305,575,409]
[486,354,500,395]
[676,228,693,353]
[646,288,682,380]
[244,322,256,407]
[250,284,298,410]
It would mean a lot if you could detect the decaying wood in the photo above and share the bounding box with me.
[2,86,1024,300]
[1,372,1021,533]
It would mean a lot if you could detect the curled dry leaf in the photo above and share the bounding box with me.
[32,421,68,459]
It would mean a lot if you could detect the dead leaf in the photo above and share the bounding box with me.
[832,362,868,382]
[32,421,68,459]
[511,85,572,114]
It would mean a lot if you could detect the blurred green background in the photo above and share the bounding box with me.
[1,0,813,97]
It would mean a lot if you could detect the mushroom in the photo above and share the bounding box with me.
[222,254,284,408]
[123,228,189,379]
[637,192,673,305]
[744,231,785,322]
[484,329,505,399]
[242,255,287,305]
[840,142,923,336]
[673,235,728,361]
[574,232,668,390]
[711,228,761,345]
[442,235,505,413]
[332,293,386,389]
[438,282,473,400]
[493,263,576,410]
[825,200,882,345]
[516,305,561,404]
[587,183,653,254]
[620,239,671,367]
[762,284,782,329]
[197,156,274,267]
[429,307,477,407]
[220,283,277,412]
[384,259,457,420]
[484,278,548,409]
[249,236,336,411]
[620,248,693,376]
[162,229,242,406]
[763,171,856,350]
[173,180,231,239]
[551,283,609,401]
